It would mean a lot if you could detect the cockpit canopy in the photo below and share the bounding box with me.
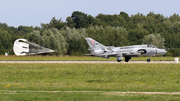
[147,44,157,48]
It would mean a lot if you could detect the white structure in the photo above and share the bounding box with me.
[175,57,179,63]
[5,52,8,56]
[13,39,29,56]
[13,39,55,56]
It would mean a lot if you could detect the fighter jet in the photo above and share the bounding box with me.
[85,38,167,62]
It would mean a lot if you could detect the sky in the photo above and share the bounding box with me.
[0,0,180,27]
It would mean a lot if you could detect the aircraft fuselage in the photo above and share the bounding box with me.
[85,38,167,62]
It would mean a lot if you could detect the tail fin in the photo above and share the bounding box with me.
[85,38,106,50]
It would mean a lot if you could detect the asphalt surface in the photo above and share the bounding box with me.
[1,90,180,95]
[0,61,179,63]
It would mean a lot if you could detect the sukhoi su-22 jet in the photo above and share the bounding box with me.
[85,38,167,62]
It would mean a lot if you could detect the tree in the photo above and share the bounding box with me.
[0,29,12,54]
[66,16,76,28]
[169,13,180,22]
[0,42,5,55]
[143,33,165,48]
[26,28,68,55]
[63,27,87,55]
[87,15,97,26]
[18,26,33,33]
[128,29,150,45]
[120,11,130,21]
[71,11,89,28]
[41,17,65,30]
[169,21,180,33]
[86,26,129,47]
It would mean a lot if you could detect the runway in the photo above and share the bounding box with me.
[0,61,178,63]
[1,90,180,95]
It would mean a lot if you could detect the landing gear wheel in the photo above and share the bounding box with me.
[117,60,121,62]
[147,59,151,62]
[125,56,131,62]
[125,59,129,62]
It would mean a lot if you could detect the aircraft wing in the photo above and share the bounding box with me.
[101,52,129,56]
[121,52,129,55]
[85,51,130,57]
[102,52,118,56]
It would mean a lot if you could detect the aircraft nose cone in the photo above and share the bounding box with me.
[157,49,167,55]
[163,50,167,55]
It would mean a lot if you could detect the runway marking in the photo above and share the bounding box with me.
[0,61,178,63]
[1,90,180,95]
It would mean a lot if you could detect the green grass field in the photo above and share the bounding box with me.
[0,63,180,100]
[0,55,177,61]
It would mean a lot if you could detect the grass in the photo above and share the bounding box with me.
[0,55,177,61]
[0,63,180,100]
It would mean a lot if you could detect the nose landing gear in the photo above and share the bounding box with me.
[147,56,151,62]
[116,54,123,62]
[117,60,121,62]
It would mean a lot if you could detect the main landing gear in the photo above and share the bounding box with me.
[117,56,151,62]
[116,57,131,62]
[147,56,151,62]
[125,56,131,62]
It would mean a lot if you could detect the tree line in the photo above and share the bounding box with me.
[0,11,180,56]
